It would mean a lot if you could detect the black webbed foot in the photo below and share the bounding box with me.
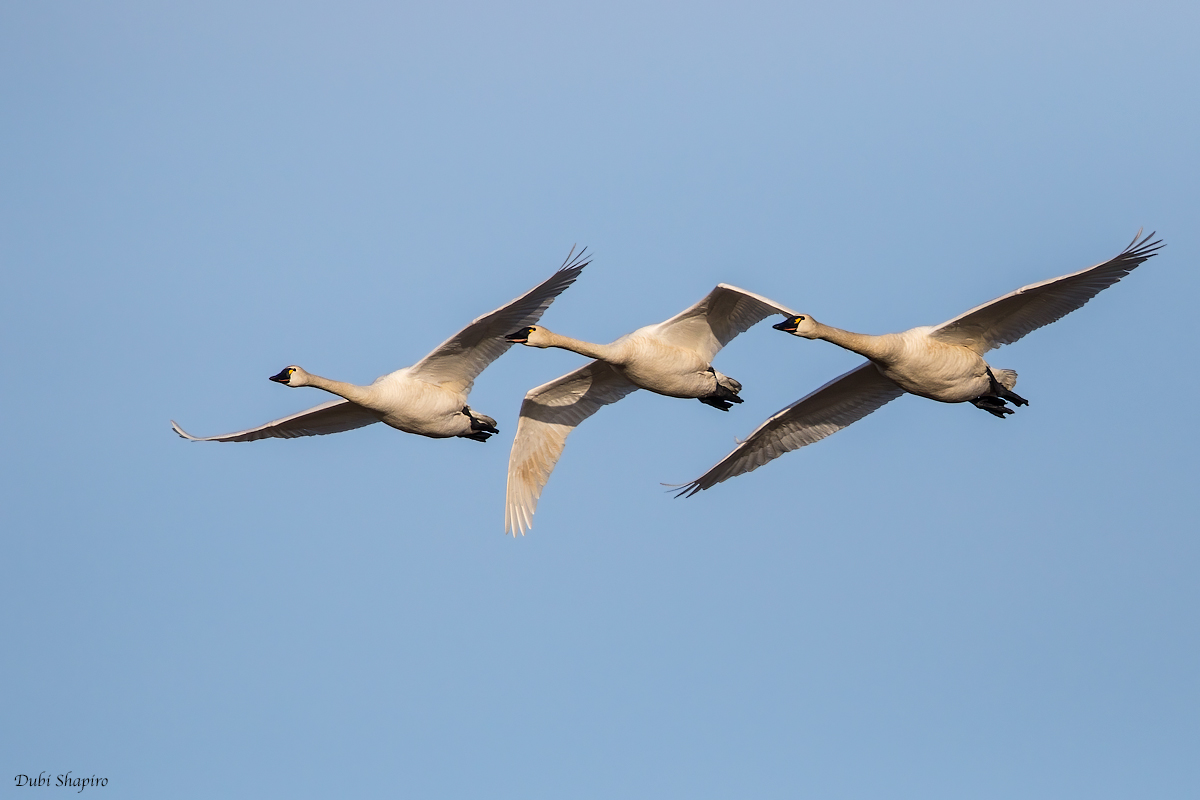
[1003,389,1029,407]
[971,396,1015,418]
[699,396,736,411]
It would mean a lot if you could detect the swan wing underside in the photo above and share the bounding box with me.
[652,284,799,363]
[505,361,639,535]
[408,248,590,394]
[676,362,903,496]
[930,230,1163,354]
[171,399,381,442]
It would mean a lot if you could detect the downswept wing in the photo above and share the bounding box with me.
[676,362,904,496]
[652,284,799,363]
[505,361,639,535]
[171,399,380,443]
[409,248,590,394]
[930,231,1163,354]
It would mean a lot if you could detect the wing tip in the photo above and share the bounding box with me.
[1125,228,1164,261]
[661,478,703,498]
[504,508,532,537]
[558,244,592,275]
[170,420,200,441]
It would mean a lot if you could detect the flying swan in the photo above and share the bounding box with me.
[503,284,798,534]
[677,230,1164,496]
[171,248,589,444]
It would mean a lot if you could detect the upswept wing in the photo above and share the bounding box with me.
[931,231,1163,354]
[409,248,590,394]
[171,399,380,443]
[505,361,639,535]
[651,284,798,363]
[676,362,903,496]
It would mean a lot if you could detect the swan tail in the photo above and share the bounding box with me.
[699,370,744,411]
[460,407,499,440]
[991,368,1018,391]
[713,371,742,394]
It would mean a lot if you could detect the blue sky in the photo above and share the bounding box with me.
[2,1,1197,797]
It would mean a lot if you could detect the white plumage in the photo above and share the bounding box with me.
[504,284,797,535]
[171,248,589,444]
[678,231,1163,496]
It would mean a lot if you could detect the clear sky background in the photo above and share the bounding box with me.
[2,1,1198,798]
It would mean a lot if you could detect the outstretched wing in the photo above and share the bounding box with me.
[505,361,639,535]
[409,247,590,394]
[171,399,380,443]
[676,362,903,496]
[931,231,1163,354]
[651,284,798,363]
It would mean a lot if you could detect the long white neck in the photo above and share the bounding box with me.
[303,372,374,405]
[537,329,621,361]
[811,322,894,362]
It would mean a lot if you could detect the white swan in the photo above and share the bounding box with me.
[171,248,589,444]
[503,284,798,534]
[677,231,1163,496]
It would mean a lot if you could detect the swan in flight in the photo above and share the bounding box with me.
[171,248,590,444]
[503,284,798,534]
[677,230,1163,497]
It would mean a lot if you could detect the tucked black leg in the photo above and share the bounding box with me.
[985,368,1029,407]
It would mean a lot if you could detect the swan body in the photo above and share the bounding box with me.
[262,365,499,439]
[678,231,1163,496]
[171,248,589,444]
[787,322,1015,404]
[512,326,739,399]
[503,284,797,535]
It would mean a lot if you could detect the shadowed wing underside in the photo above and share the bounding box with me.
[409,247,591,393]
[676,362,904,496]
[171,399,380,442]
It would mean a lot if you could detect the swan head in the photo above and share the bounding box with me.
[505,326,553,348]
[772,315,820,339]
[269,365,309,387]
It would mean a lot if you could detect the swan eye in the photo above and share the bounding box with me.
[796,316,805,322]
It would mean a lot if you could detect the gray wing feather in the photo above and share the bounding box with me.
[676,362,903,496]
[505,361,639,535]
[409,248,589,393]
[171,399,380,442]
[931,231,1163,354]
